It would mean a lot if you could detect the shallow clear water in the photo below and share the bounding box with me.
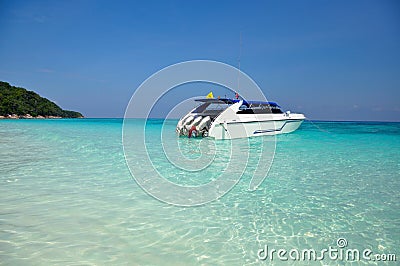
[0,119,399,265]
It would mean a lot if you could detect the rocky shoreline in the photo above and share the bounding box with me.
[0,114,83,119]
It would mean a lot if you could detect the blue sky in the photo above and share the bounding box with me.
[0,0,399,120]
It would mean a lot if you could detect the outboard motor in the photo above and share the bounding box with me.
[176,115,211,138]
[176,115,194,136]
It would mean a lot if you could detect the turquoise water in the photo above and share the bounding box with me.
[0,119,399,265]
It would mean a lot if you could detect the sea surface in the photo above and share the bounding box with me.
[0,119,399,265]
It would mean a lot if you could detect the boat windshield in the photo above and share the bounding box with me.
[191,98,283,118]
[192,102,230,118]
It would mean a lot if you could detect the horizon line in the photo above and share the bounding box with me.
[74,117,400,123]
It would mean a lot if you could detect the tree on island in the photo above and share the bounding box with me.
[0,81,83,118]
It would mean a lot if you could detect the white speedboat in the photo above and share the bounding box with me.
[176,97,305,140]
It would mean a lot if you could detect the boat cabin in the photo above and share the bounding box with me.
[192,98,283,119]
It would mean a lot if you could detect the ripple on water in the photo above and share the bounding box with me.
[0,120,399,265]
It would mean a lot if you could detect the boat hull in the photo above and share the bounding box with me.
[208,118,304,140]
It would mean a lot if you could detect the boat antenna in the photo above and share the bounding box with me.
[237,32,242,98]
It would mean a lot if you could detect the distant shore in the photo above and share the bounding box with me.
[0,114,84,119]
[0,81,84,119]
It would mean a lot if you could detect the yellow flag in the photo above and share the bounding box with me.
[206,92,214,99]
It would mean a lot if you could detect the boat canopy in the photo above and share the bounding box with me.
[195,98,281,107]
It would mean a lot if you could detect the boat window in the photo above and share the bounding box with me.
[236,104,283,114]
[192,103,210,113]
[205,103,231,111]
[192,102,230,118]
[270,105,283,114]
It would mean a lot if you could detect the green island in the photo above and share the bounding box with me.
[0,81,83,119]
